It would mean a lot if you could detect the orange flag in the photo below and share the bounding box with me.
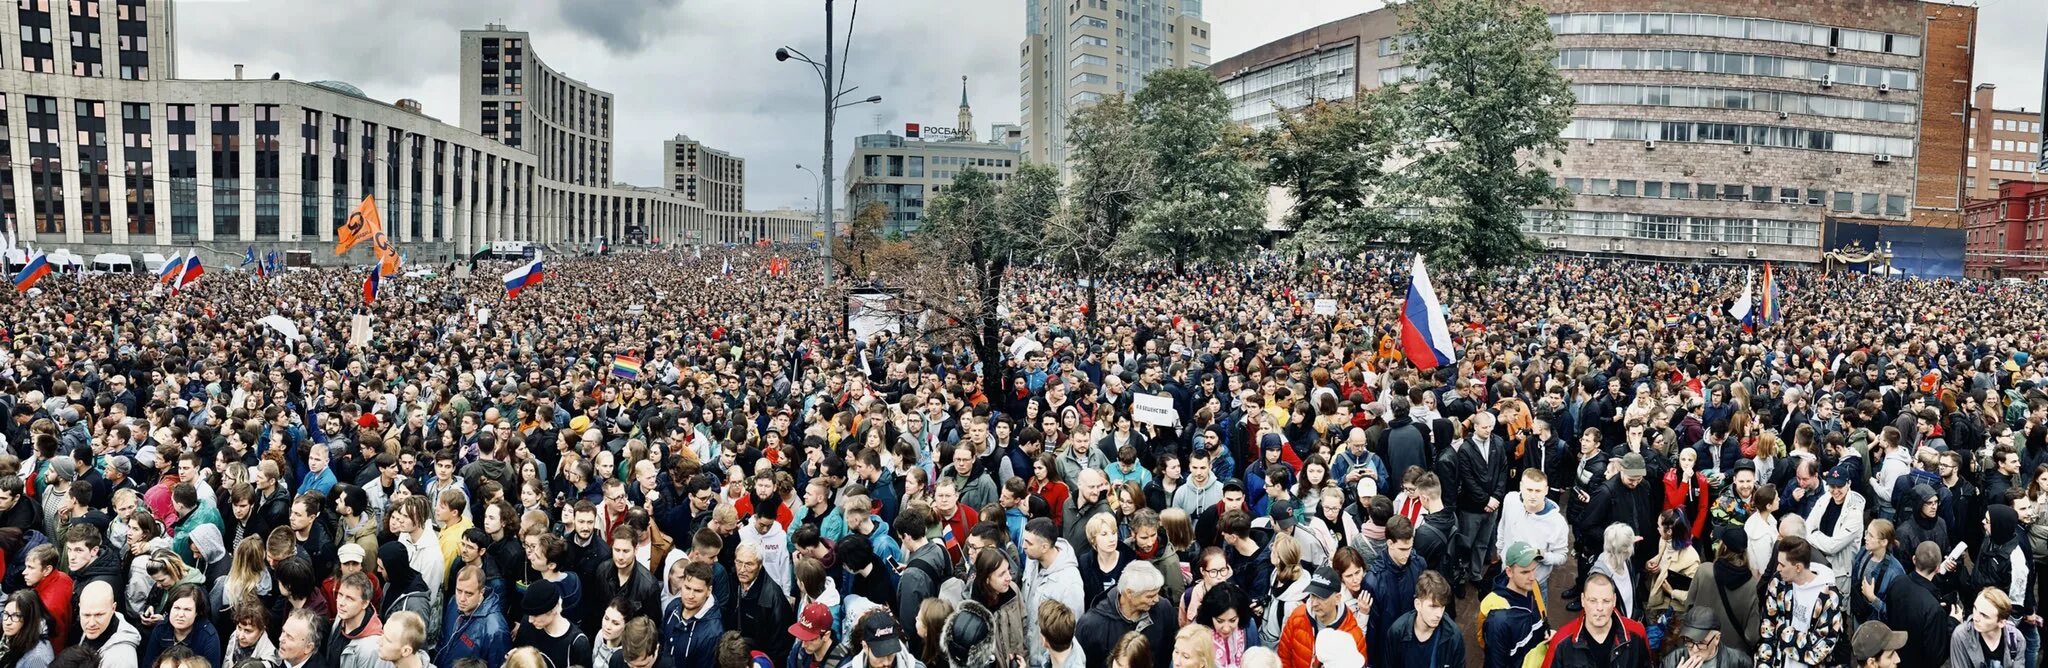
[336,195,384,255]
[373,232,399,275]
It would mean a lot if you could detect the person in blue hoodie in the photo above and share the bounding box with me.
[440,565,509,668]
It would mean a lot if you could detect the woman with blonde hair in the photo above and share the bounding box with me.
[1259,534,1307,647]
[212,537,272,617]
[503,647,546,668]
[1078,512,1133,609]
[1171,624,1217,668]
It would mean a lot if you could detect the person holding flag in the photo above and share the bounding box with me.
[1399,253,1456,371]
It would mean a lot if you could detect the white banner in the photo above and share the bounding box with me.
[1313,299,1338,316]
[1132,392,1179,427]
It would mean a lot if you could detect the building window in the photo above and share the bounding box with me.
[26,96,63,234]
[212,105,242,238]
[123,102,154,235]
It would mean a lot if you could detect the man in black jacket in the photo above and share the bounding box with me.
[1884,542,1955,668]
[1584,453,1659,585]
[894,503,949,650]
[588,524,663,633]
[1074,561,1174,668]
[1450,411,1510,590]
[725,540,795,659]
[1380,397,1432,482]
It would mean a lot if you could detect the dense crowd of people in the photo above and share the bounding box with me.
[1,246,2045,668]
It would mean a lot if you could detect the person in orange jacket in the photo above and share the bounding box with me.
[1277,565,1367,668]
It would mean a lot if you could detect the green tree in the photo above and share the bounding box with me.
[913,167,1054,401]
[1380,0,1573,269]
[1047,97,1147,335]
[1257,97,1395,258]
[1125,67,1267,271]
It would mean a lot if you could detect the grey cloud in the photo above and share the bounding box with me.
[555,0,686,55]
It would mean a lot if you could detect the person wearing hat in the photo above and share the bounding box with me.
[785,602,850,668]
[1687,527,1762,656]
[322,543,384,612]
[1276,565,1365,668]
[1478,542,1550,668]
[1850,620,1907,668]
[510,580,593,668]
[1661,607,1753,668]
[855,611,919,668]
[1802,464,1866,593]
[1583,451,1661,602]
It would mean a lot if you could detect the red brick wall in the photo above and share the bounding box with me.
[1912,2,1975,230]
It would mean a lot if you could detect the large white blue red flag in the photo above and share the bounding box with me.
[1398,254,1455,371]
[502,259,544,299]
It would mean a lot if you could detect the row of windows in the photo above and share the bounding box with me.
[1561,177,1908,218]
[1524,210,1822,247]
[1571,84,1916,124]
[1556,48,1917,90]
[1991,118,2044,134]
[1987,140,2041,155]
[1070,53,1107,69]
[1564,118,1916,156]
[1987,159,2040,174]
[1547,13,1922,57]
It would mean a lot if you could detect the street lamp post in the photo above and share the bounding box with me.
[778,0,881,287]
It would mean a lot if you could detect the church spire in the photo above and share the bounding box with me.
[958,75,976,142]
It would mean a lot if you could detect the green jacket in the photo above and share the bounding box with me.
[171,500,226,565]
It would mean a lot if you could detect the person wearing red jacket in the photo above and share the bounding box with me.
[1662,448,1713,542]
[1543,572,1651,668]
[23,545,72,651]
[1277,565,1367,668]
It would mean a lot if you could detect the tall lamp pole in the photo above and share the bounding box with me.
[778,0,881,288]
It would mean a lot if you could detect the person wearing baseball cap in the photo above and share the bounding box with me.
[1479,542,1550,668]
[1850,620,1906,668]
[787,602,849,668]
[1808,463,1866,593]
[1660,607,1752,668]
[1277,565,1366,668]
[856,610,915,667]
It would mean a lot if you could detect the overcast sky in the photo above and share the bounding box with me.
[174,0,2045,214]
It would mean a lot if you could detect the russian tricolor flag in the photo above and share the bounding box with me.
[158,252,184,285]
[1398,254,1455,371]
[12,253,50,293]
[502,259,544,299]
[174,254,204,293]
[362,263,382,304]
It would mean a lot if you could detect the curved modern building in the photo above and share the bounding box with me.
[0,1,808,267]
[1211,0,1977,274]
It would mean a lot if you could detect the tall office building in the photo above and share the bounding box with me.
[1019,0,1211,171]
[1212,0,1978,275]
[664,135,745,213]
